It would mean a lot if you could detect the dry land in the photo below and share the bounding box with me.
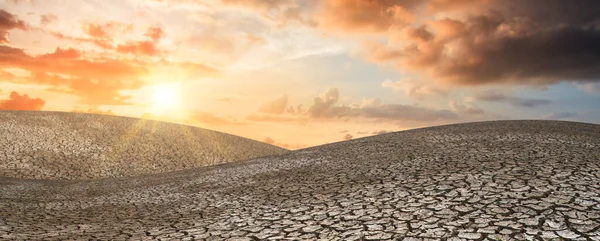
[0,111,288,179]
[1,117,599,240]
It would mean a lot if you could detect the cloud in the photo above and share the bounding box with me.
[258,95,288,114]
[543,112,577,120]
[144,26,165,42]
[69,23,166,56]
[473,90,551,108]
[449,100,484,115]
[0,10,28,44]
[382,78,448,98]
[39,47,82,59]
[0,46,217,105]
[232,0,596,87]
[252,87,460,124]
[221,0,420,32]
[361,1,600,86]
[342,133,353,140]
[0,91,45,110]
[148,0,600,89]
[80,24,116,49]
[221,0,295,9]
[307,88,350,118]
[116,40,161,56]
[219,0,314,26]
[315,0,417,34]
[427,0,487,13]
[79,22,135,48]
[182,28,268,67]
[0,46,146,105]
[577,83,600,96]
[116,26,165,56]
[40,14,57,26]
[356,103,458,122]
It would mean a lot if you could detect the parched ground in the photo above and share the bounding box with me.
[1,120,600,240]
[0,111,288,179]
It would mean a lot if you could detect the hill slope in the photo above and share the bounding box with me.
[1,120,599,239]
[0,111,288,179]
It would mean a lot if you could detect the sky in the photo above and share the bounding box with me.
[1,0,600,149]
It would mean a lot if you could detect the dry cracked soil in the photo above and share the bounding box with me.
[0,111,288,180]
[1,112,599,240]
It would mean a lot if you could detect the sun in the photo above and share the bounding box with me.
[151,83,180,112]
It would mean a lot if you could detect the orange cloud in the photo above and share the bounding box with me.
[82,23,110,39]
[315,0,416,34]
[116,40,161,56]
[0,46,146,105]
[116,26,165,56]
[0,10,28,44]
[1,45,217,105]
[144,26,165,42]
[80,22,133,49]
[79,23,164,56]
[39,47,81,59]
[0,91,45,110]
[427,0,489,13]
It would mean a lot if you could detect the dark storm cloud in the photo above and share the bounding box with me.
[358,0,600,86]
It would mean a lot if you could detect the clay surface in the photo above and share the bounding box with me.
[1,120,600,240]
[0,111,288,180]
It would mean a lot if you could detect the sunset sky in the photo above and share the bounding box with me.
[2,0,600,149]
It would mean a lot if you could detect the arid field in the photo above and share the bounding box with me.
[1,113,599,240]
[0,111,288,179]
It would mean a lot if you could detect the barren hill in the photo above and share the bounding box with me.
[0,111,288,179]
[1,120,599,239]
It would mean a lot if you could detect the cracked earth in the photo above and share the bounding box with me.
[0,111,287,180]
[1,118,599,240]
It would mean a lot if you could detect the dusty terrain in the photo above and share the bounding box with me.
[1,120,600,240]
[0,111,288,179]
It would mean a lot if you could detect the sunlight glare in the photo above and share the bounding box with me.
[151,83,180,114]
